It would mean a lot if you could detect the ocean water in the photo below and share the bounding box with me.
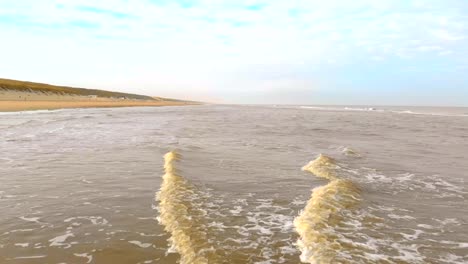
[0,105,467,263]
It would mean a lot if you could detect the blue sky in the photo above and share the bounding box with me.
[0,0,467,105]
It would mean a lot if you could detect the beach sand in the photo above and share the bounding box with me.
[0,100,193,112]
[0,89,196,112]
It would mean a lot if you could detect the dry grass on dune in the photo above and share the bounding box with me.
[0,78,154,100]
[0,78,201,111]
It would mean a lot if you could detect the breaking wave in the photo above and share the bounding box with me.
[155,152,463,263]
[294,154,362,263]
[156,151,221,264]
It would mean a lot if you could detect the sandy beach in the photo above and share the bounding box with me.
[0,100,193,112]
[0,86,197,112]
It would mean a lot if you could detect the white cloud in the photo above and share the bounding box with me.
[431,29,465,41]
[438,50,453,56]
[0,0,466,104]
[417,45,443,52]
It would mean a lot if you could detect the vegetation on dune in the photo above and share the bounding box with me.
[153,96,190,102]
[0,78,155,100]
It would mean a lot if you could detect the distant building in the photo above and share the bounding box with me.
[88,95,98,99]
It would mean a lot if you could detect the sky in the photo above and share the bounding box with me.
[0,0,467,106]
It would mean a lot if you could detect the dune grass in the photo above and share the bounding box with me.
[0,78,154,100]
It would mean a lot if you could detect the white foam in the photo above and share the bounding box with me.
[392,243,425,263]
[438,253,466,264]
[417,224,435,229]
[49,232,74,247]
[208,221,227,229]
[291,196,306,206]
[19,216,40,222]
[400,229,424,240]
[129,240,152,248]
[81,178,93,184]
[364,173,393,183]
[388,214,415,220]
[458,243,468,248]
[34,243,45,249]
[248,224,273,235]
[392,110,468,117]
[229,206,243,214]
[64,216,109,225]
[344,107,380,112]
[394,173,414,182]
[74,253,93,263]
[5,228,34,234]
[280,245,298,255]
[13,255,47,259]
[299,106,329,110]
[139,232,157,237]
[0,109,59,115]
[14,243,29,247]
[234,198,248,206]
[299,106,383,112]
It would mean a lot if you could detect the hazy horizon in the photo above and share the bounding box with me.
[1,0,467,106]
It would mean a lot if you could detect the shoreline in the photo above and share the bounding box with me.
[0,100,198,112]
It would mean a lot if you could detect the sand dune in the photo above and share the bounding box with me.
[0,79,198,111]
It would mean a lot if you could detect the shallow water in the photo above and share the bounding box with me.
[0,105,467,263]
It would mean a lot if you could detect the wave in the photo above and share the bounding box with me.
[156,151,221,264]
[155,151,443,263]
[299,106,380,112]
[0,109,67,115]
[340,146,361,157]
[391,110,468,117]
[299,105,468,117]
[294,154,362,263]
[344,107,379,112]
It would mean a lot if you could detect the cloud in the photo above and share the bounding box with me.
[438,50,453,56]
[0,0,467,105]
[76,5,136,19]
[245,3,267,11]
[431,29,465,41]
[417,45,443,52]
[68,20,100,29]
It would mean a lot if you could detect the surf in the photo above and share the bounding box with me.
[294,154,362,263]
[156,151,221,264]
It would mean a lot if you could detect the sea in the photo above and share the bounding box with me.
[0,105,467,263]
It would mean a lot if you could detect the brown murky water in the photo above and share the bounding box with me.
[0,105,467,263]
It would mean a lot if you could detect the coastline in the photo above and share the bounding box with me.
[0,100,198,112]
[0,78,200,112]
